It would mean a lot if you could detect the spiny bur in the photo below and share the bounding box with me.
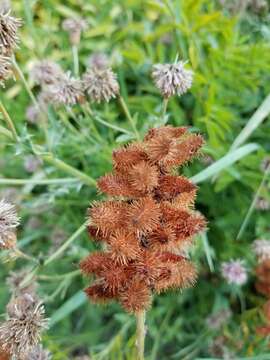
[80,125,206,313]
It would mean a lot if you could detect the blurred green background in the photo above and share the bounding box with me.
[1,0,270,358]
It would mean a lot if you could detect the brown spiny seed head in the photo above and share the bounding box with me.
[0,347,9,360]
[97,173,134,198]
[101,262,133,295]
[156,175,197,201]
[171,190,197,209]
[144,126,187,141]
[128,161,159,194]
[119,278,152,313]
[127,197,161,234]
[108,230,141,264]
[148,224,177,251]
[112,144,148,173]
[0,11,22,55]
[80,252,114,276]
[89,201,128,234]
[174,211,206,239]
[87,225,107,242]
[85,283,114,304]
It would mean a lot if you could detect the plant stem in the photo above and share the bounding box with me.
[0,125,13,140]
[44,221,87,266]
[162,98,169,120]
[0,178,78,185]
[118,96,140,140]
[41,154,97,187]
[136,310,146,360]
[0,101,19,142]
[13,247,39,264]
[72,45,79,77]
[12,56,38,108]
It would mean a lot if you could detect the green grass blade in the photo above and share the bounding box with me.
[191,143,260,184]
[231,93,270,150]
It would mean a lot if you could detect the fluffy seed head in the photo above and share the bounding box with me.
[152,61,193,98]
[206,308,232,330]
[83,66,119,103]
[221,259,248,286]
[62,17,87,45]
[0,199,19,249]
[22,344,51,360]
[31,60,63,85]
[0,294,49,357]
[252,239,270,263]
[0,54,11,86]
[46,72,84,106]
[6,268,37,296]
[0,11,22,55]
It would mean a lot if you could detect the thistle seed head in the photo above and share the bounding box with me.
[221,259,248,286]
[0,199,19,249]
[0,294,49,357]
[31,60,64,86]
[152,61,193,98]
[46,72,84,106]
[0,11,22,55]
[87,52,109,69]
[83,66,119,103]
[62,17,87,45]
[6,268,37,296]
[22,344,51,360]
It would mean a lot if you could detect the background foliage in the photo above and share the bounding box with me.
[1,0,270,358]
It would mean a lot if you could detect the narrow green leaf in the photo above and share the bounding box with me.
[231,93,270,150]
[50,291,87,327]
[191,143,260,184]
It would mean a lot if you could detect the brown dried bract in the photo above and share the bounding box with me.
[80,126,206,313]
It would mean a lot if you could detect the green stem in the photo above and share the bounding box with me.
[0,178,78,185]
[44,221,87,266]
[237,164,270,240]
[72,45,79,77]
[162,98,169,120]
[13,247,39,264]
[38,269,80,281]
[41,154,97,187]
[12,56,39,108]
[136,311,146,360]
[118,96,140,140]
[0,101,19,142]
[0,125,13,140]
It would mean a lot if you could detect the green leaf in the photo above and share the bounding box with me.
[231,93,270,150]
[50,291,87,327]
[191,143,260,184]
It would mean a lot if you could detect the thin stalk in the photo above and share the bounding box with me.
[38,269,80,281]
[13,247,39,264]
[0,125,13,140]
[12,56,38,108]
[41,154,97,187]
[118,96,140,140]
[236,164,270,240]
[136,311,146,360]
[95,114,133,136]
[162,98,169,119]
[44,221,87,266]
[0,101,19,142]
[81,104,104,143]
[72,45,79,77]
[0,178,78,185]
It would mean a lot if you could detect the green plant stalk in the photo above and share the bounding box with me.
[236,164,270,240]
[0,178,78,185]
[72,45,79,77]
[136,311,146,360]
[0,125,13,140]
[0,101,19,142]
[41,154,97,187]
[118,96,140,140]
[162,98,169,119]
[13,247,40,264]
[44,221,88,266]
[38,269,80,281]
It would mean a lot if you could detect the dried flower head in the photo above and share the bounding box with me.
[255,196,270,211]
[22,344,51,360]
[152,61,193,98]
[0,294,49,357]
[0,54,11,86]
[221,259,247,286]
[80,126,206,313]
[87,52,109,69]
[83,66,119,103]
[252,239,270,263]
[0,346,9,360]
[0,11,22,55]
[46,72,84,106]
[255,259,270,297]
[31,60,63,86]
[62,17,87,45]
[0,199,19,249]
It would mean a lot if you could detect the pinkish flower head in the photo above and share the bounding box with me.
[221,259,247,286]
